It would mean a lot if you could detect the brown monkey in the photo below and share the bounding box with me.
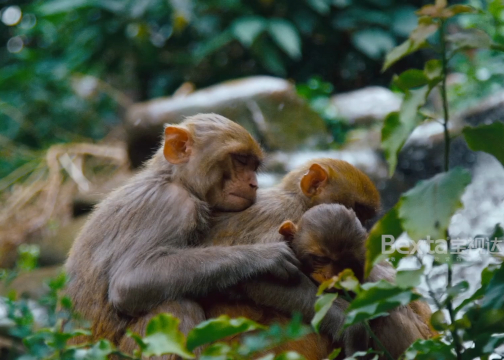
[65,114,305,351]
[279,204,433,359]
[279,203,367,284]
[203,159,380,358]
[203,160,432,359]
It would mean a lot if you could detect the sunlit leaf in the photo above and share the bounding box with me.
[200,343,232,360]
[187,315,265,351]
[231,17,267,47]
[424,59,442,86]
[345,280,420,326]
[396,267,424,288]
[139,314,194,358]
[312,293,338,333]
[404,338,456,360]
[268,19,302,60]
[365,206,403,277]
[82,339,114,360]
[399,168,471,241]
[383,40,412,71]
[463,122,504,167]
[381,85,429,176]
[275,351,306,360]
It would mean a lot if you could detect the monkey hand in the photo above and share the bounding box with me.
[257,242,302,283]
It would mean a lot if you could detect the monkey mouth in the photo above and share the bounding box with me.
[229,193,255,202]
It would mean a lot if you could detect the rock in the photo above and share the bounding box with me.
[330,87,401,126]
[125,76,327,167]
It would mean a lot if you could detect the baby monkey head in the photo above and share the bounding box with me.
[279,204,367,283]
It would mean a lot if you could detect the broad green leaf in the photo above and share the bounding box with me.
[365,206,403,277]
[404,338,456,360]
[382,85,429,176]
[480,263,504,312]
[231,17,266,47]
[455,265,500,313]
[82,340,114,360]
[463,123,504,167]
[383,17,438,71]
[351,29,395,60]
[446,280,469,299]
[253,38,286,75]
[268,19,302,60]
[396,267,424,288]
[345,280,420,326]
[187,315,264,351]
[311,293,338,333]
[444,4,478,16]
[410,17,439,49]
[200,343,232,360]
[383,40,412,71]
[399,167,471,241]
[392,69,428,91]
[275,351,306,360]
[194,30,234,63]
[140,314,194,358]
[424,59,442,87]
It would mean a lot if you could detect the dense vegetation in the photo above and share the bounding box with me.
[1,0,504,359]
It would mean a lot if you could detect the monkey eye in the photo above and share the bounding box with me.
[233,154,249,165]
[311,255,330,266]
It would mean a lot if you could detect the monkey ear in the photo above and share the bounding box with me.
[164,126,193,164]
[279,221,297,241]
[300,163,328,197]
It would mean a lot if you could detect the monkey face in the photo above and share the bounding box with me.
[208,153,261,212]
[162,114,264,212]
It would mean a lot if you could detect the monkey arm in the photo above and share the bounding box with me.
[108,243,301,316]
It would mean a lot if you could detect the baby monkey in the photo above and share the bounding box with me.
[279,203,367,286]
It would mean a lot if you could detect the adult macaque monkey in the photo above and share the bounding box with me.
[203,159,380,358]
[65,114,304,350]
[279,204,432,359]
[203,159,432,359]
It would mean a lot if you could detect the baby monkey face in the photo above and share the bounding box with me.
[279,203,367,283]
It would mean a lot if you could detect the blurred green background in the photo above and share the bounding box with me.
[2,0,504,178]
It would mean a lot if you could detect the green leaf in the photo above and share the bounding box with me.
[424,59,442,86]
[231,17,267,47]
[445,4,478,16]
[200,343,232,360]
[253,38,286,75]
[311,293,338,333]
[463,123,504,167]
[396,267,424,288]
[193,30,234,63]
[399,168,472,241]
[268,19,302,60]
[381,85,430,176]
[37,0,94,15]
[383,17,438,71]
[365,206,403,277]
[140,314,194,358]
[392,69,428,91]
[383,39,412,71]
[83,340,114,360]
[187,315,265,351]
[274,351,306,360]
[404,338,456,360]
[351,29,395,60]
[454,265,500,313]
[345,281,420,326]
